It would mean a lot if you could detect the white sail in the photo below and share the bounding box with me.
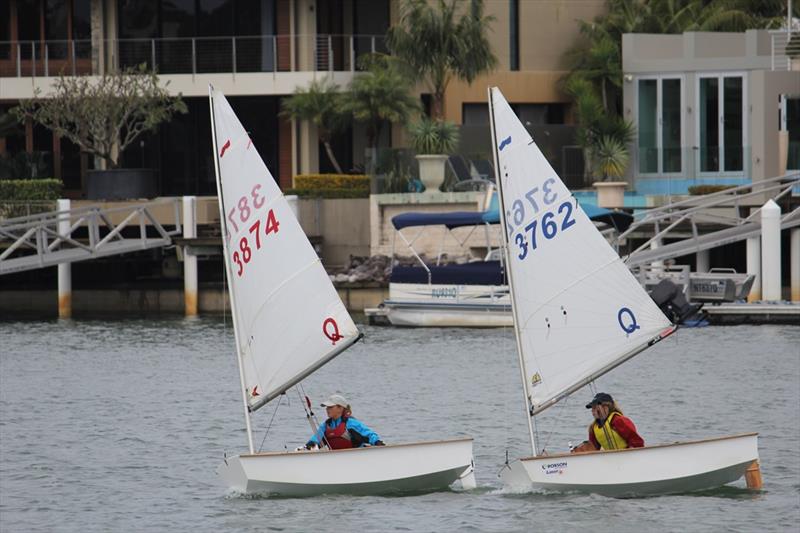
[210,88,359,412]
[488,87,673,415]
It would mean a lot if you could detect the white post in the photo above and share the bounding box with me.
[746,237,761,302]
[57,199,71,319]
[183,196,198,316]
[285,194,299,219]
[696,249,710,273]
[791,228,799,302]
[649,239,664,272]
[761,200,782,301]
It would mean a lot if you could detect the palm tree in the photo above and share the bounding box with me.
[386,0,497,120]
[281,78,347,174]
[343,55,420,170]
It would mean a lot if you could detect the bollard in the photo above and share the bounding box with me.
[695,250,710,273]
[183,196,198,316]
[57,199,71,319]
[791,228,799,303]
[760,200,781,301]
[746,237,761,302]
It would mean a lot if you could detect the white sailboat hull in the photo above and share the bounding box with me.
[501,433,758,497]
[218,438,475,497]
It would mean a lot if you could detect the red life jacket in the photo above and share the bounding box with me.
[324,417,353,450]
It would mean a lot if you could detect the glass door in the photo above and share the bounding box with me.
[698,74,745,175]
[637,76,683,175]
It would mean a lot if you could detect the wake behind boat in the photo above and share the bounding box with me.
[487,87,761,497]
[209,87,474,497]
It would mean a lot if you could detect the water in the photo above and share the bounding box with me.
[1,319,798,532]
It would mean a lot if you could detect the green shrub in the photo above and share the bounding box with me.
[293,174,369,192]
[687,185,736,196]
[0,178,63,200]
[284,188,369,199]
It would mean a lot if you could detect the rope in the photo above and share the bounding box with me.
[538,396,569,454]
[257,394,283,452]
[295,385,330,449]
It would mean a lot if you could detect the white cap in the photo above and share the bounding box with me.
[320,394,348,408]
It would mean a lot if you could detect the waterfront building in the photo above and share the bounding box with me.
[0,0,606,198]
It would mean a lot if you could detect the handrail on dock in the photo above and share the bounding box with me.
[0,198,182,275]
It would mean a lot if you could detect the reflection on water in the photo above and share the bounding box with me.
[0,319,798,531]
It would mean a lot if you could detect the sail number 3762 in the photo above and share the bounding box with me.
[227,184,281,277]
[508,179,576,261]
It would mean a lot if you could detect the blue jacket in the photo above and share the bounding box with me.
[307,416,381,447]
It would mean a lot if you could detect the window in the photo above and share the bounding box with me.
[638,77,682,175]
[698,74,745,174]
[509,0,519,71]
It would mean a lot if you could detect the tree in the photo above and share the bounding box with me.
[386,0,497,119]
[343,55,420,161]
[13,64,186,169]
[281,77,347,174]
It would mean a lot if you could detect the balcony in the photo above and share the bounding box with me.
[0,34,387,78]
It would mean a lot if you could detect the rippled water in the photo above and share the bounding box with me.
[1,319,798,532]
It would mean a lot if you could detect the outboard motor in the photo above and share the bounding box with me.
[649,279,705,325]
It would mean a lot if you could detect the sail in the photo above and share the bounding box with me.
[488,87,673,415]
[210,88,359,412]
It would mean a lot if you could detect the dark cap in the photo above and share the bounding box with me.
[585,392,614,409]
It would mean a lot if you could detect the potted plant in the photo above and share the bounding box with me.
[408,117,459,193]
[591,135,630,208]
[14,64,186,200]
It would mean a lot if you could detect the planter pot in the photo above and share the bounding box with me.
[593,181,627,208]
[87,168,158,200]
[415,154,448,194]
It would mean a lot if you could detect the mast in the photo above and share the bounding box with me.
[488,87,537,457]
[208,86,255,454]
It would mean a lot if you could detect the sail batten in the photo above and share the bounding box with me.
[210,88,359,414]
[488,87,673,414]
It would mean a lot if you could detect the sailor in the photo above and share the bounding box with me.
[304,394,385,450]
[571,392,644,453]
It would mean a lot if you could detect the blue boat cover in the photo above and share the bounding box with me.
[391,194,632,232]
[391,260,506,286]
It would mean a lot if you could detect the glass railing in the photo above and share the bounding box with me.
[0,34,386,77]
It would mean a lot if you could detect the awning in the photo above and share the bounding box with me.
[391,195,632,232]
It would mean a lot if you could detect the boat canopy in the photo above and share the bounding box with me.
[391,195,633,232]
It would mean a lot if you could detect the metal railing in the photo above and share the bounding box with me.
[0,34,386,78]
[0,198,182,275]
[620,172,800,267]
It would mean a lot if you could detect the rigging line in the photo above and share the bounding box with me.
[539,395,569,454]
[295,385,330,449]
[257,394,283,453]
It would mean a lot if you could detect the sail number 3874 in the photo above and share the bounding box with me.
[226,184,281,277]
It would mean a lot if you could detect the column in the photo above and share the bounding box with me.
[57,199,71,318]
[746,237,761,302]
[791,228,799,302]
[760,199,781,301]
[183,196,198,316]
[696,249,710,273]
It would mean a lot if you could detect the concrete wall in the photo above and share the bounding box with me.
[296,197,371,266]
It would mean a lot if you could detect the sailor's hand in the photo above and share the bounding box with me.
[374,440,385,446]
[306,443,319,451]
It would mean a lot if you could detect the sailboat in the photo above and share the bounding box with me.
[487,87,761,497]
[209,87,475,497]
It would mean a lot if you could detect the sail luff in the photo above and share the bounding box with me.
[488,87,538,457]
[209,85,255,454]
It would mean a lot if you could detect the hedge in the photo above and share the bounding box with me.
[0,179,63,200]
[284,188,369,199]
[687,185,736,196]
[293,174,369,192]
